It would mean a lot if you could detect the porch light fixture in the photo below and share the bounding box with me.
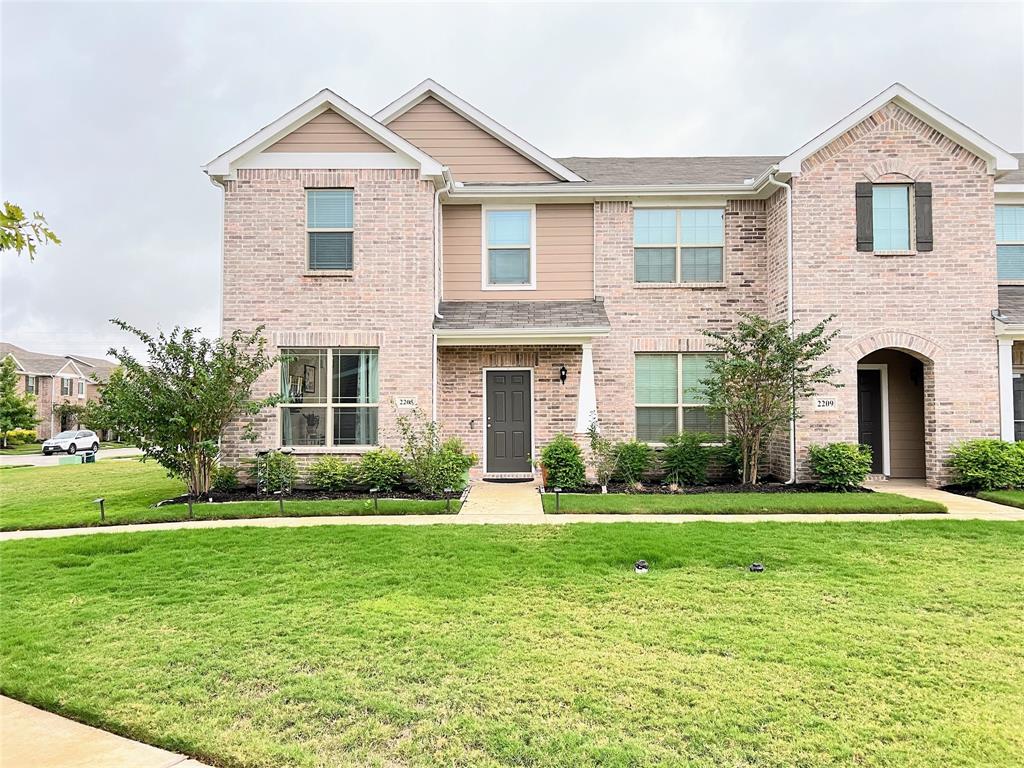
[559,365,568,385]
[634,560,649,574]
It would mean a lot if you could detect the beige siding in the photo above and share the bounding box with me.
[387,97,557,182]
[861,350,926,479]
[265,110,389,153]
[442,204,593,300]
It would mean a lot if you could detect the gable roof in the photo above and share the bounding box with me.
[779,83,1018,176]
[375,79,584,183]
[0,342,116,380]
[203,89,445,183]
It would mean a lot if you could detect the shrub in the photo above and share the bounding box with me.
[307,455,355,492]
[808,442,874,490]
[358,448,405,492]
[211,464,239,492]
[613,440,654,484]
[540,434,586,489]
[4,428,37,446]
[660,432,713,486]
[397,410,477,496]
[948,439,1024,491]
[264,450,298,493]
[586,421,617,489]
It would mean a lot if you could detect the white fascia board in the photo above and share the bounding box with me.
[374,78,584,183]
[779,83,1019,176]
[444,181,766,204]
[56,360,82,377]
[434,327,610,346]
[996,184,1024,204]
[203,90,445,181]
[3,353,25,372]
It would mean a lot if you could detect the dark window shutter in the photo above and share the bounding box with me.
[915,182,933,252]
[856,182,873,252]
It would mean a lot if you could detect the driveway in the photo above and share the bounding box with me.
[0,447,142,468]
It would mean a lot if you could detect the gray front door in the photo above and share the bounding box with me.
[486,370,531,473]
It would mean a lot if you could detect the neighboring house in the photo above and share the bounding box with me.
[204,80,1021,486]
[0,342,116,439]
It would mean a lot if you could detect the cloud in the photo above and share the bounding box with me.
[1,2,1020,358]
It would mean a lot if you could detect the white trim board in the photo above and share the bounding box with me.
[857,363,891,477]
[375,78,584,183]
[481,367,535,475]
[480,203,537,292]
[779,83,1018,176]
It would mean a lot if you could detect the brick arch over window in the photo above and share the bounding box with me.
[862,159,929,183]
[846,330,944,364]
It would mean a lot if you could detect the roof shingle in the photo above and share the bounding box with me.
[434,300,610,331]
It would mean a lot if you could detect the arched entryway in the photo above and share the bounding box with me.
[857,349,926,479]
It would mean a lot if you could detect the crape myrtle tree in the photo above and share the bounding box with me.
[701,314,841,485]
[0,356,37,447]
[99,320,279,496]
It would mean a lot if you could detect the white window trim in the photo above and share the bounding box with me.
[857,363,891,476]
[871,183,916,255]
[997,206,1024,282]
[25,375,36,395]
[305,189,355,272]
[60,377,72,397]
[481,204,537,291]
[633,207,725,286]
[278,347,380,452]
[634,353,724,446]
[77,379,86,398]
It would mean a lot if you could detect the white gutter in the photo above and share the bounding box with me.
[765,168,797,483]
[431,168,456,420]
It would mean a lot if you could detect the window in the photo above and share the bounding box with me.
[484,207,534,288]
[634,353,725,442]
[307,189,354,270]
[634,209,724,284]
[60,378,72,396]
[25,375,36,395]
[78,380,86,397]
[872,185,911,251]
[279,347,378,447]
[997,206,1024,280]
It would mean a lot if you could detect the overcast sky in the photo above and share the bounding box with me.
[2,1,1021,359]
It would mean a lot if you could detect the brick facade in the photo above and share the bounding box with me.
[220,168,436,466]
[437,345,581,475]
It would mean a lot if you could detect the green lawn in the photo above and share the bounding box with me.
[543,491,945,515]
[2,522,1022,767]
[978,490,1024,509]
[0,460,457,531]
[0,441,126,456]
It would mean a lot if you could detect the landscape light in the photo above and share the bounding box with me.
[93,497,105,522]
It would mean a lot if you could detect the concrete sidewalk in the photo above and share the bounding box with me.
[0,447,142,468]
[0,696,210,768]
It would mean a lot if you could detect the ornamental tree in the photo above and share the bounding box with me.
[99,320,278,496]
[701,314,841,485]
[0,356,38,447]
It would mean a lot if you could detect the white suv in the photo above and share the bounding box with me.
[42,430,100,456]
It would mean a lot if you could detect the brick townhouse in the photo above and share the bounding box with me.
[204,80,1021,486]
[0,342,115,439]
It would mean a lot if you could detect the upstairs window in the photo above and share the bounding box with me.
[872,185,911,251]
[78,380,86,397]
[484,207,534,288]
[634,209,724,284]
[60,378,72,396]
[25,375,36,395]
[280,347,379,447]
[634,353,725,443]
[307,189,354,270]
[997,206,1024,280]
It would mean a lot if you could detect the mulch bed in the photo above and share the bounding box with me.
[156,486,456,507]
[543,481,873,495]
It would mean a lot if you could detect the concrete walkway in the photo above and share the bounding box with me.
[0,696,210,768]
[3,480,1023,542]
[0,447,142,468]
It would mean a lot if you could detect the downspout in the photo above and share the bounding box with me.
[765,169,796,483]
[431,168,453,420]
